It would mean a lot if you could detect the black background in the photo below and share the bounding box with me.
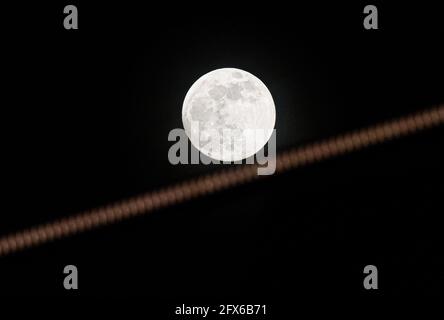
[1,0,443,307]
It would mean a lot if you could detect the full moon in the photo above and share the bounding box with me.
[182,68,276,162]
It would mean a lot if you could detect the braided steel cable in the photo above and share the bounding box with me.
[0,105,443,257]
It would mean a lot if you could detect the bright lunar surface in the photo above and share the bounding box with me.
[182,68,276,162]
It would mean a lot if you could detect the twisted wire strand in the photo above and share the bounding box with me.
[0,105,443,257]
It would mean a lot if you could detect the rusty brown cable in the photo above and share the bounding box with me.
[0,105,443,257]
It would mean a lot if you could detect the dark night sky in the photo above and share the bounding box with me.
[1,1,443,305]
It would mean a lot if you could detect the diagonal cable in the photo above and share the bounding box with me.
[0,105,443,257]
